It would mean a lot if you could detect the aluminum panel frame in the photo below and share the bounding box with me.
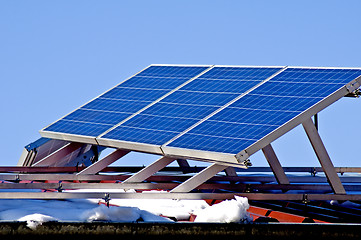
[40,131,98,145]
[96,137,164,154]
[161,145,245,166]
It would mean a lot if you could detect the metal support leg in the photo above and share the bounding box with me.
[176,159,191,173]
[224,167,238,176]
[170,163,228,193]
[77,149,129,175]
[33,142,83,167]
[302,117,346,194]
[262,144,289,184]
[122,157,175,183]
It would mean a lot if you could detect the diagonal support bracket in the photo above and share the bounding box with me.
[262,144,289,184]
[77,149,129,175]
[122,157,175,183]
[170,163,228,193]
[302,117,346,194]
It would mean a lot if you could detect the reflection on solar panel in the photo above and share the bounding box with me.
[40,65,361,165]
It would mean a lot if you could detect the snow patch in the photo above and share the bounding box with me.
[0,190,250,224]
[107,198,208,220]
[0,199,171,227]
[18,213,58,230]
[194,196,251,223]
[81,205,141,222]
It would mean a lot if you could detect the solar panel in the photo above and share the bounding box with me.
[165,67,361,159]
[99,66,282,145]
[40,65,361,166]
[42,65,210,138]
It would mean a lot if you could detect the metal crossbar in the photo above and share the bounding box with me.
[1,192,361,201]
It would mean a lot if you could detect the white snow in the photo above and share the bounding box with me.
[105,198,209,221]
[0,190,251,228]
[66,189,210,221]
[18,213,58,229]
[0,198,172,227]
[81,205,141,222]
[194,196,252,223]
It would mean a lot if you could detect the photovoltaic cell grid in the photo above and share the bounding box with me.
[43,66,209,137]
[101,67,282,145]
[167,68,361,154]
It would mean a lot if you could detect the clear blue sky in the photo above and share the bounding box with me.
[0,1,360,167]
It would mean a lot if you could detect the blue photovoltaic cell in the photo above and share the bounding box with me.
[82,99,150,113]
[119,76,188,89]
[120,115,200,133]
[102,126,180,145]
[43,65,209,137]
[101,67,282,144]
[198,67,281,80]
[185,121,277,140]
[63,109,131,125]
[160,91,239,106]
[272,68,361,84]
[168,67,361,154]
[211,108,297,126]
[181,80,261,93]
[137,66,210,78]
[253,81,344,98]
[140,103,219,119]
[102,115,200,144]
[229,94,318,112]
[44,120,113,137]
[100,88,169,101]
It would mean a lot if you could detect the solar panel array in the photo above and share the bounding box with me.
[41,65,361,162]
